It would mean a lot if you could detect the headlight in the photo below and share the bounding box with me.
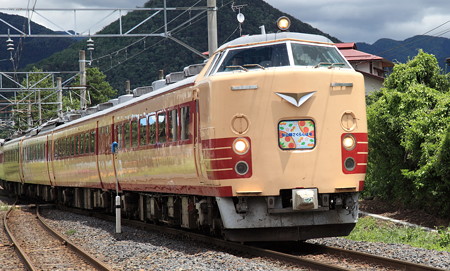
[342,134,356,151]
[233,138,250,155]
[277,16,291,31]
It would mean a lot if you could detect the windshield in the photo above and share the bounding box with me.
[291,43,350,68]
[217,43,290,72]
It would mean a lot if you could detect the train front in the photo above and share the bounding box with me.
[195,22,368,242]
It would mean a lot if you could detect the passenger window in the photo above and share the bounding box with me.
[158,112,166,143]
[117,124,123,149]
[139,117,148,146]
[131,120,138,148]
[180,106,190,140]
[169,109,178,142]
[149,114,157,144]
[90,130,96,154]
[124,122,131,148]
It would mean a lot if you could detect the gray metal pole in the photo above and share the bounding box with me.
[79,50,87,110]
[57,77,63,119]
[37,90,42,126]
[207,0,218,57]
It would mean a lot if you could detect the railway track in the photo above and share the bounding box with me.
[4,204,113,271]
[0,199,25,271]
[57,206,447,271]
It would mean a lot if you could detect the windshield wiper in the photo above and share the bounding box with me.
[243,64,266,70]
[225,65,248,72]
[314,62,332,68]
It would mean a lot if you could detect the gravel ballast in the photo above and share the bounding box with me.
[38,208,450,270]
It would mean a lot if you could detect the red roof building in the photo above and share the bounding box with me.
[337,43,394,94]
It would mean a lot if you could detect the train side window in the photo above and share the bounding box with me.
[80,134,85,154]
[168,109,178,142]
[131,119,138,148]
[139,117,148,146]
[148,114,157,145]
[180,106,190,140]
[117,124,123,149]
[124,122,131,149]
[70,136,74,156]
[90,130,96,154]
[86,133,90,154]
[158,112,167,143]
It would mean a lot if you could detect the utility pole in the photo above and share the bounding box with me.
[79,50,87,110]
[57,77,63,119]
[207,0,218,56]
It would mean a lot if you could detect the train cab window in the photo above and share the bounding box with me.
[158,112,167,143]
[124,122,131,149]
[139,117,148,146]
[148,114,157,145]
[180,106,190,140]
[217,43,289,72]
[291,43,351,68]
[168,109,178,142]
[131,120,138,148]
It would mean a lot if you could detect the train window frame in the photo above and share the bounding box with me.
[214,41,290,74]
[131,119,139,148]
[148,113,157,145]
[180,105,191,141]
[289,41,352,69]
[139,116,148,146]
[124,121,131,149]
[168,108,178,142]
[157,111,167,144]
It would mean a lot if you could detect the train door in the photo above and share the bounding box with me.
[194,94,215,185]
[18,139,25,184]
[46,133,55,186]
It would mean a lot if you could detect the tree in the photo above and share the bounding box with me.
[13,67,56,131]
[64,67,118,111]
[366,50,450,217]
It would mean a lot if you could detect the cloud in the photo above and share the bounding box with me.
[264,0,450,43]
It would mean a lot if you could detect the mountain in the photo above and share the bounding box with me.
[32,0,341,94]
[0,12,77,70]
[357,35,450,71]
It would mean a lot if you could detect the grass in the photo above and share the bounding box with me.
[0,203,12,211]
[65,229,77,236]
[346,216,450,252]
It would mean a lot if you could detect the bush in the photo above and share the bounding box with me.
[365,50,450,217]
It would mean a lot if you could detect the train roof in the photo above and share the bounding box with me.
[218,32,334,51]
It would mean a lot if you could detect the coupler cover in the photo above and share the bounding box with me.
[292,188,318,210]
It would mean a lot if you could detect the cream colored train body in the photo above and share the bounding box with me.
[0,31,367,242]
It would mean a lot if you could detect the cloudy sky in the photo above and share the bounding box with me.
[0,0,449,44]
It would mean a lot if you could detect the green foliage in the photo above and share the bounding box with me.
[11,67,117,131]
[365,51,450,217]
[347,217,450,252]
[13,67,57,131]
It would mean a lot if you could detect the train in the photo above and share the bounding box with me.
[0,17,368,242]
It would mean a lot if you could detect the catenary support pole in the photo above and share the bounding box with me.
[79,50,87,110]
[56,77,63,119]
[207,0,218,57]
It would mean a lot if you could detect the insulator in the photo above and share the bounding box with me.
[87,38,94,51]
[6,38,14,51]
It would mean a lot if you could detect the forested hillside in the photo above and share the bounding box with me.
[357,35,450,71]
[34,0,340,93]
[0,12,76,70]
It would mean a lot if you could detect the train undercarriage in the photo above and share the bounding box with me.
[1,180,358,242]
